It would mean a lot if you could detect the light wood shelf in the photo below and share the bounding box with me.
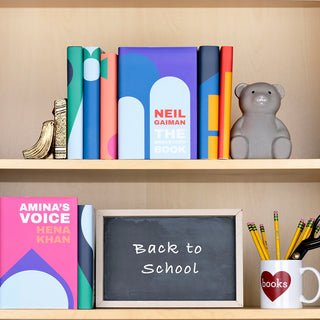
[0,0,320,8]
[1,159,320,182]
[1,158,320,171]
[0,308,320,320]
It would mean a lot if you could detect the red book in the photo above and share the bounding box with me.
[100,53,118,159]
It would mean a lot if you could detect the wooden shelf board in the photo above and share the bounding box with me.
[2,159,320,183]
[0,308,319,320]
[1,158,320,171]
[0,0,319,7]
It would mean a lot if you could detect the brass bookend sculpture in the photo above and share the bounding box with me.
[53,99,67,159]
[22,120,54,159]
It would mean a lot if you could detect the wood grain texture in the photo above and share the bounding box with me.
[1,1,320,315]
[0,7,320,159]
[0,308,320,319]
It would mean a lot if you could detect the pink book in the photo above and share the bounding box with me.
[100,53,118,159]
[0,197,78,309]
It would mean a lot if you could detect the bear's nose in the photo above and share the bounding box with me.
[255,94,268,104]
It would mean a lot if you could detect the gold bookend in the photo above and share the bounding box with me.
[22,120,54,159]
[53,98,67,159]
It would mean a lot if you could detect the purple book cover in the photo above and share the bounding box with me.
[118,47,197,159]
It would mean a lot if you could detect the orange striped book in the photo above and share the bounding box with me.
[218,46,233,159]
[100,53,118,159]
[198,46,220,159]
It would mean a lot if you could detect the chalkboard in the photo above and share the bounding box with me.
[96,209,243,308]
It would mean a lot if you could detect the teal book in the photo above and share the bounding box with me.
[67,46,83,159]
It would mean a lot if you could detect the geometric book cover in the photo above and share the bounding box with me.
[0,197,78,308]
[118,47,198,159]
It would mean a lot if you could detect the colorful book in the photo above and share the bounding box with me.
[83,47,101,159]
[100,53,118,160]
[67,46,83,159]
[118,47,197,159]
[218,46,233,159]
[198,46,220,159]
[0,197,78,309]
[78,205,95,309]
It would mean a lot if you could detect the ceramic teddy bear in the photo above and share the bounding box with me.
[230,82,292,159]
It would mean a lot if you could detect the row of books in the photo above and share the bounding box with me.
[67,47,117,160]
[0,197,94,309]
[67,45,233,160]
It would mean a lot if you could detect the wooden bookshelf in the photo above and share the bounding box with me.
[1,0,320,318]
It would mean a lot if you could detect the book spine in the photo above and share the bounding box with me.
[67,46,83,159]
[83,47,101,159]
[78,205,95,309]
[118,47,145,159]
[53,99,67,159]
[218,46,233,159]
[100,53,118,159]
[198,46,220,159]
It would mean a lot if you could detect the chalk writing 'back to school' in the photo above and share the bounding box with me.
[132,242,202,275]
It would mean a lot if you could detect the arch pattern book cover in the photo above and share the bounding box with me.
[0,197,78,309]
[118,47,197,159]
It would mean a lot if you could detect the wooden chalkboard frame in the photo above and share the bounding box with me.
[96,209,243,308]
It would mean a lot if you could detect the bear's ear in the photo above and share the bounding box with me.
[273,84,285,99]
[235,83,248,98]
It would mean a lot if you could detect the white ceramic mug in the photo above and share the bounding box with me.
[260,260,320,308]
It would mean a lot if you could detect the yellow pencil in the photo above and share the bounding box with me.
[315,224,320,236]
[251,223,269,260]
[247,223,266,260]
[306,218,315,238]
[284,218,305,260]
[274,211,281,260]
[294,218,315,249]
[259,224,270,259]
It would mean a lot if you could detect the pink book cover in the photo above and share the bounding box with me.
[0,197,78,309]
[100,53,118,159]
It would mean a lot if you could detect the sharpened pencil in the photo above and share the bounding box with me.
[274,211,281,260]
[251,223,269,260]
[259,224,270,260]
[294,218,315,250]
[247,223,266,260]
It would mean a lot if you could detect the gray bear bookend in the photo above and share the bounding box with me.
[230,82,292,159]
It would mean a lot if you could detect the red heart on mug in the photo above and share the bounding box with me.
[261,271,291,302]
